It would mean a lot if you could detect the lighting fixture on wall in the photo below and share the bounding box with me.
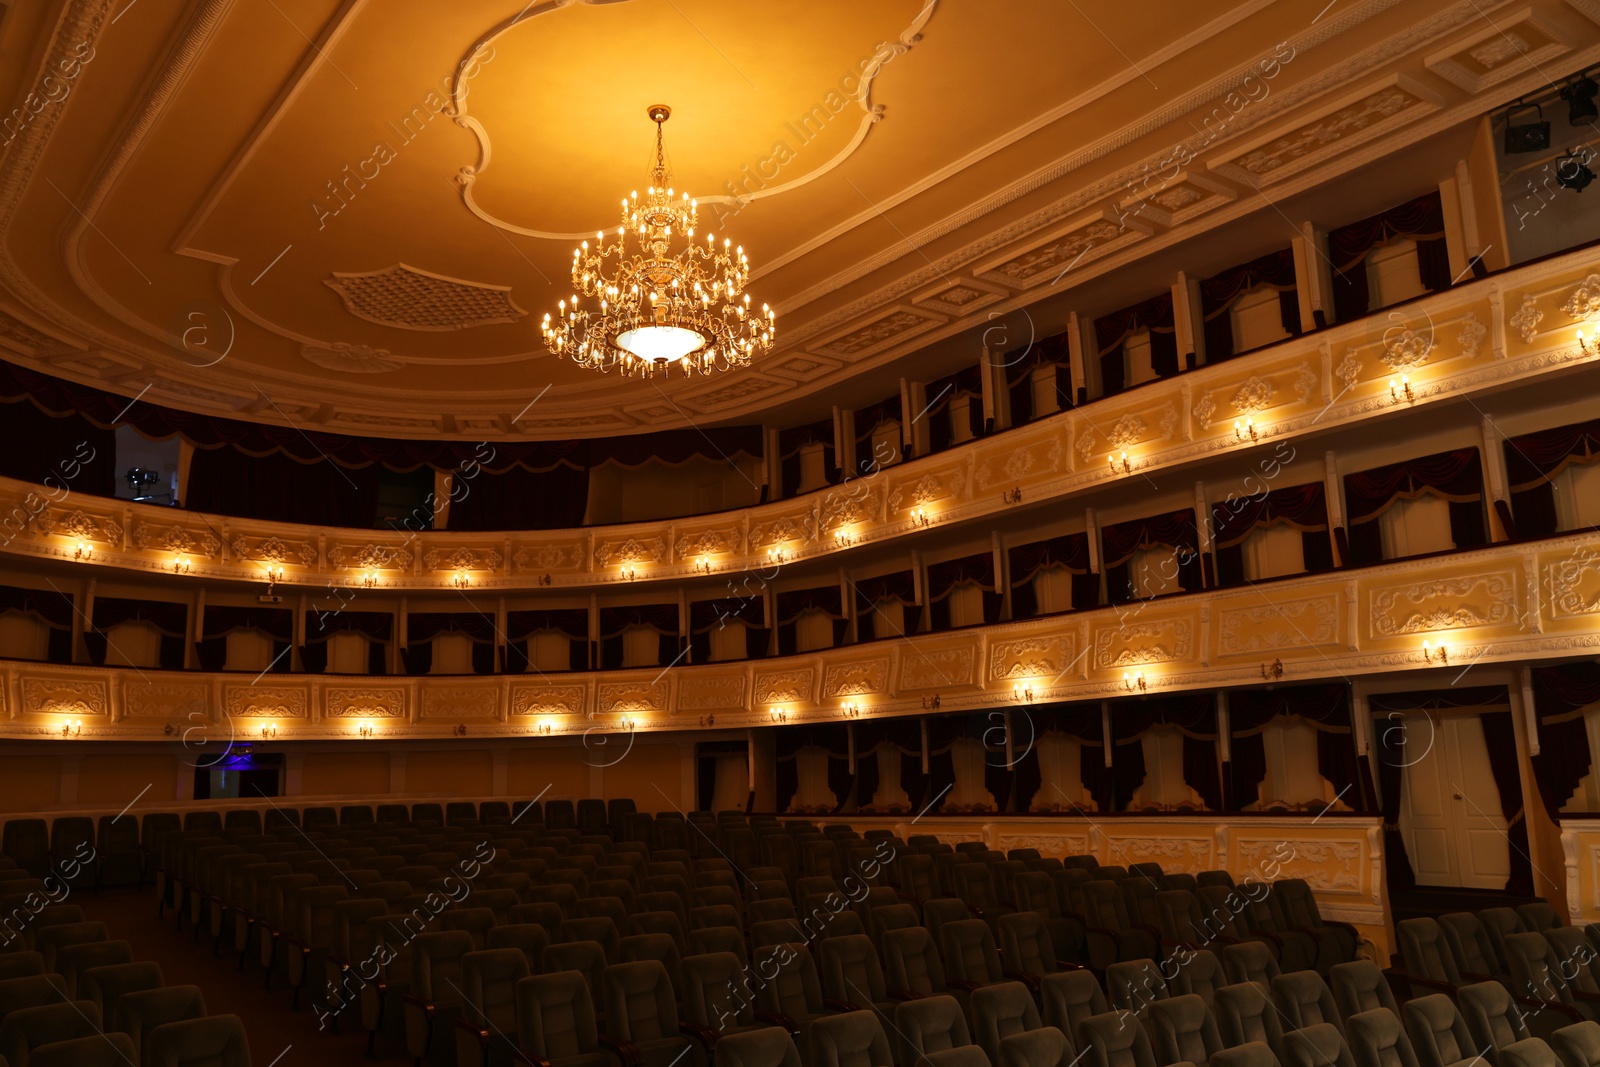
[453,724,468,736]
[910,508,932,528]
[1388,375,1413,403]
[264,565,284,595]
[72,540,92,561]
[534,720,554,736]
[619,565,638,582]
[452,572,471,590]
[1109,452,1131,475]
[1422,639,1449,665]
[356,720,375,739]
[60,718,82,738]
[1261,658,1284,680]
[1234,418,1258,443]
[833,529,856,549]
[1504,100,1551,153]
[259,722,278,739]
[1013,682,1034,703]
[766,546,793,566]
[541,105,776,378]
[841,701,862,719]
[1123,671,1147,693]
[693,557,714,575]
[698,714,715,727]
[619,716,638,732]
[1002,487,1024,505]
[538,574,553,586]
[770,707,789,724]
[172,556,191,575]
[921,694,941,710]
[358,571,380,589]
[1580,329,1591,354]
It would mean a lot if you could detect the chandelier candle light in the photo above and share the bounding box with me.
[542,106,776,377]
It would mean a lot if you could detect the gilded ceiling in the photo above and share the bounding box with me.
[0,0,1594,437]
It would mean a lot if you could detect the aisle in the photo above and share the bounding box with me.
[76,887,403,1066]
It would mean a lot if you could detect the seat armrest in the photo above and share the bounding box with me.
[1515,994,1583,1023]
[599,1034,644,1067]
[946,979,981,993]
[454,1018,491,1049]
[823,998,860,1013]
[403,994,437,1019]
[888,988,924,1002]
[679,1021,719,1049]
[754,1010,799,1035]
[1005,969,1042,990]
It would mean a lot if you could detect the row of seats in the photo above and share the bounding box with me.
[0,860,247,1066]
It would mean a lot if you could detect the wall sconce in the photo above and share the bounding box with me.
[766,546,793,566]
[452,572,471,590]
[1123,671,1147,693]
[358,571,379,589]
[922,694,941,710]
[538,573,553,586]
[1422,639,1449,665]
[619,716,637,732]
[910,508,932,528]
[833,529,856,549]
[1109,451,1131,475]
[619,565,638,582]
[1002,487,1024,505]
[1389,375,1414,403]
[259,721,278,739]
[1234,418,1258,443]
[1580,329,1590,354]
[73,540,92,561]
[770,706,789,724]
[264,565,285,595]
[60,718,82,738]
[1261,658,1284,680]
[171,556,191,575]
[534,719,554,736]
[452,724,468,736]
[1014,682,1034,703]
[841,701,862,719]
[693,557,714,575]
[698,714,716,727]
[356,720,375,739]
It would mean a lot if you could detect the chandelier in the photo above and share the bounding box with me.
[541,105,776,377]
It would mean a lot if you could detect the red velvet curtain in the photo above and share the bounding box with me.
[1343,448,1485,522]
[1005,331,1073,426]
[446,464,590,531]
[1531,662,1600,820]
[1504,417,1600,488]
[0,394,117,497]
[507,608,589,643]
[1212,482,1329,547]
[926,364,987,451]
[0,584,74,630]
[779,418,837,495]
[1199,248,1300,362]
[186,445,383,528]
[1327,192,1449,323]
[853,570,916,643]
[1479,711,1535,895]
[1095,292,1179,394]
[1009,704,1108,812]
[1110,695,1220,812]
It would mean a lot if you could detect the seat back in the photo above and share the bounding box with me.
[1480,909,1526,973]
[1106,958,1169,1013]
[1502,1039,1562,1067]
[602,959,680,1042]
[1506,931,1576,1005]
[1347,1006,1422,1067]
[1214,1044,1281,1067]
[1223,941,1283,987]
[970,982,1042,1067]
[893,994,971,1063]
[1331,960,1398,1019]
[942,919,1004,986]
[1216,981,1286,1057]
[1403,994,1477,1067]
[885,927,947,998]
[411,930,475,1008]
[716,1026,803,1067]
[1398,919,1463,986]
[1151,992,1223,1067]
[1284,1023,1357,1067]
[1550,1021,1600,1067]
[518,970,600,1060]
[1041,969,1107,1039]
[114,985,207,1064]
[682,951,755,1030]
[998,912,1055,978]
[1458,980,1531,1056]
[1172,948,1225,1009]
[0,1000,103,1067]
[819,934,887,1007]
[461,948,529,1032]
[1272,970,1341,1030]
[811,1009,894,1067]
[1078,1008,1159,1067]
[1000,1026,1073,1067]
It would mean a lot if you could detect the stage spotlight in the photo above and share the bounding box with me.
[1562,75,1599,125]
[1557,150,1596,193]
[1505,101,1551,154]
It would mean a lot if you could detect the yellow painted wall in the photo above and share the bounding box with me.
[75,755,176,807]
[0,756,61,812]
[602,740,688,811]
[407,749,494,797]
[507,745,590,799]
[301,752,390,797]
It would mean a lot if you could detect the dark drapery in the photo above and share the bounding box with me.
[689,596,767,664]
[300,609,392,676]
[1227,684,1358,812]
[598,604,681,670]
[0,584,75,663]
[1505,417,1600,540]
[775,723,852,814]
[1004,332,1073,427]
[1479,711,1535,895]
[1200,248,1301,362]
[925,364,987,451]
[1008,533,1097,618]
[852,719,927,813]
[1212,482,1335,585]
[1531,662,1600,820]
[779,418,838,497]
[506,606,590,673]
[1327,192,1450,324]
[196,605,292,673]
[187,445,383,529]
[86,596,187,669]
[404,611,497,676]
[923,712,1012,812]
[0,395,116,497]
[925,552,1002,631]
[1009,703,1107,812]
[1095,292,1178,397]
[447,463,590,531]
[1109,695,1220,812]
[1102,509,1201,602]
[854,570,916,642]
[775,586,847,655]
[1343,449,1486,565]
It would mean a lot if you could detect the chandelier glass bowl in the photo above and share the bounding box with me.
[541,105,776,377]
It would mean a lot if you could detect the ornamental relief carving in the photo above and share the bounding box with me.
[35,508,121,544]
[1236,838,1362,892]
[989,636,1071,680]
[754,668,814,705]
[231,535,317,567]
[1192,393,1217,431]
[223,684,308,720]
[1107,415,1146,449]
[327,543,414,570]
[420,685,501,720]
[21,678,106,718]
[1293,362,1319,404]
[598,682,667,715]
[423,546,502,572]
[1510,295,1543,343]
[677,674,747,711]
[1562,274,1600,320]
[823,659,890,698]
[1546,548,1600,619]
[751,516,808,548]
[1106,837,1213,872]
[513,543,584,571]
[1380,320,1434,372]
[674,529,740,560]
[1093,619,1194,670]
[510,684,588,718]
[888,472,956,512]
[594,537,667,566]
[1218,595,1340,656]
[323,686,408,719]
[121,680,209,720]
[132,523,220,557]
[997,834,1092,858]
[898,646,975,691]
[1457,313,1488,359]
[1370,572,1518,637]
[1232,376,1276,414]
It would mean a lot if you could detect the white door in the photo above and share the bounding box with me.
[1395,712,1513,889]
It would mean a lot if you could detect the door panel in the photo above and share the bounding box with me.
[1396,712,1512,889]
